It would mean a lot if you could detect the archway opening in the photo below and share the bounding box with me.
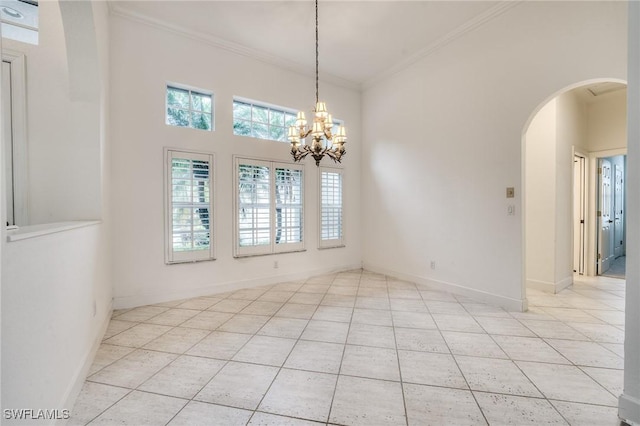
[522,79,627,299]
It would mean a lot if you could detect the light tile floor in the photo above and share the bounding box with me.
[71,270,626,425]
[602,256,626,280]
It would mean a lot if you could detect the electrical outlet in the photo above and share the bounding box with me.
[274,261,279,269]
[430,261,436,270]
[506,187,515,198]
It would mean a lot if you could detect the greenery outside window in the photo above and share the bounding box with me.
[166,85,213,131]
[234,157,304,257]
[233,98,297,142]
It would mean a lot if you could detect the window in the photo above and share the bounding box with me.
[235,157,304,256]
[319,167,344,248]
[233,98,298,142]
[166,85,213,131]
[165,149,215,263]
[233,97,345,143]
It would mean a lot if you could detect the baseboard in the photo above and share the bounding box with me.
[57,300,113,424]
[526,276,573,294]
[555,276,573,293]
[619,393,640,426]
[363,263,526,312]
[526,279,555,293]
[113,263,362,309]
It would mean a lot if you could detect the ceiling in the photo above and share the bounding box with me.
[111,1,508,89]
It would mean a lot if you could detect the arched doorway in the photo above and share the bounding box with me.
[522,79,627,298]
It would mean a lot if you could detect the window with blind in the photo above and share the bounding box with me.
[235,157,304,257]
[319,167,344,248]
[165,149,215,263]
[166,85,213,131]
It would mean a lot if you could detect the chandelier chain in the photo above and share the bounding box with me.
[288,0,346,166]
[315,0,319,104]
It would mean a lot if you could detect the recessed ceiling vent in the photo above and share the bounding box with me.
[0,0,38,45]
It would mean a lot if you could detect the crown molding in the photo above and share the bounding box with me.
[108,3,361,92]
[361,0,524,91]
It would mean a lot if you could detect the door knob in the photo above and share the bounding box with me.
[608,220,613,223]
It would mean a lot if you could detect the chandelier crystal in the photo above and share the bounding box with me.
[288,0,347,167]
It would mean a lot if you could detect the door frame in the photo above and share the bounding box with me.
[2,49,28,226]
[572,149,587,275]
[588,148,627,276]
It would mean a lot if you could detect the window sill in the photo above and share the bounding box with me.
[234,249,307,259]
[6,220,101,242]
[318,244,346,250]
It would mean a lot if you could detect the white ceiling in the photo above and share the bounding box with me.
[111,1,507,89]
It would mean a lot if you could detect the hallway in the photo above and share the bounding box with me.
[602,256,626,280]
[71,271,625,425]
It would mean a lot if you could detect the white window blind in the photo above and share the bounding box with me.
[165,149,215,263]
[238,161,271,254]
[235,157,304,257]
[319,167,344,248]
[275,167,303,245]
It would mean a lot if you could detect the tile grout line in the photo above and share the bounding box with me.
[387,275,410,426]
[420,286,490,426]
[243,277,331,424]
[323,270,362,425]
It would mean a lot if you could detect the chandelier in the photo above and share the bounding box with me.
[288,0,347,167]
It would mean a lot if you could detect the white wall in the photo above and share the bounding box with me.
[555,91,588,285]
[1,224,112,422]
[620,3,640,423]
[588,89,627,152]
[109,14,362,308]
[362,1,626,309]
[2,1,102,224]
[1,1,112,422]
[525,99,558,291]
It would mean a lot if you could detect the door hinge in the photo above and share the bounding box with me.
[598,167,602,174]
[597,211,602,217]
[598,253,601,259]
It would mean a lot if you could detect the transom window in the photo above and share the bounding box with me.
[233,98,297,142]
[319,167,344,248]
[166,85,213,131]
[165,149,215,263]
[235,157,304,257]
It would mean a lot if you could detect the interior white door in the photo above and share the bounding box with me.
[613,162,624,258]
[2,60,14,226]
[598,158,614,274]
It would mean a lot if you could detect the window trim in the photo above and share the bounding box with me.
[164,147,216,264]
[233,156,305,257]
[165,82,215,131]
[318,166,345,249]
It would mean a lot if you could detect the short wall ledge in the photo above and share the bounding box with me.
[6,220,101,242]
